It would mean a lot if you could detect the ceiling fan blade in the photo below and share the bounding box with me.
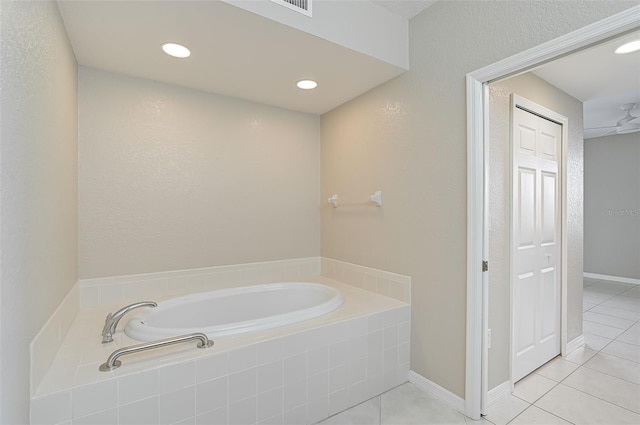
[585,125,617,130]
[585,129,617,138]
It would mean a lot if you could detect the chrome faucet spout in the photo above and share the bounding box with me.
[101,301,157,343]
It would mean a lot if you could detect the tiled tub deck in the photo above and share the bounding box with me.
[31,278,410,425]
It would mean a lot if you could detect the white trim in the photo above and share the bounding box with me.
[584,272,640,285]
[565,334,585,355]
[409,370,465,413]
[465,75,485,420]
[465,5,640,420]
[469,6,640,83]
[486,381,512,407]
[480,83,491,416]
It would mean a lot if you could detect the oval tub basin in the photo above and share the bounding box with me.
[124,282,343,341]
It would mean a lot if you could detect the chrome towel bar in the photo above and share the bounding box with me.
[99,332,214,371]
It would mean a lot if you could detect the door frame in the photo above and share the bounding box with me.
[464,6,640,420]
[509,95,568,385]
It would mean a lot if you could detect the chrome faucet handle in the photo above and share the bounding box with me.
[102,301,157,344]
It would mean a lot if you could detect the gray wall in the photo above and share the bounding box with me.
[584,133,640,280]
[321,0,631,397]
[78,67,320,278]
[487,73,584,389]
[0,1,78,422]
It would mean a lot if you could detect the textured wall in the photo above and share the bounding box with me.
[79,67,320,278]
[321,0,632,398]
[0,1,78,422]
[584,133,640,279]
[488,73,584,389]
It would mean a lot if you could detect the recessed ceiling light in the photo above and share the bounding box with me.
[615,39,640,54]
[296,80,318,90]
[162,43,191,58]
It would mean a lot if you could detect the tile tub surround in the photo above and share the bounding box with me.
[79,257,321,308]
[31,278,410,425]
[321,258,411,303]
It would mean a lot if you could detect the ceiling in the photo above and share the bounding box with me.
[371,0,436,19]
[533,30,640,139]
[57,0,414,115]
[55,0,639,133]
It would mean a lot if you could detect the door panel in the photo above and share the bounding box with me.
[541,172,557,245]
[515,271,536,357]
[517,168,536,248]
[512,107,562,382]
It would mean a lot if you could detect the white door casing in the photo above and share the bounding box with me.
[511,100,562,382]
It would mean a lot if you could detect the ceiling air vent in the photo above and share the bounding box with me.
[271,0,312,17]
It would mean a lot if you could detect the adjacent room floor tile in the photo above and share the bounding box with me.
[603,298,640,313]
[617,323,640,346]
[583,311,635,329]
[583,332,613,351]
[583,321,625,339]
[564,346,598,365]
[583,352,640,384]
[535,384,640,424]
[512,374,557,403]
[483,394,529,425]
[586,281,633,296]
[590,305,640,321]
[602,340,640,364]
[583,278,600,287]
[534,358,578,382]
[583,293,610,305]
[508,406,571,425]
[623,286,640,299]
[562,366,640,414]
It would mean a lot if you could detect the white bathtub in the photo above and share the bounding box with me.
[124,282,344,341]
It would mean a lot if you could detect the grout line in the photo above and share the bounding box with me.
[555,380,640,416]
[378,393,382,425]
[529,402,578,425]
[512,376,560,405]
[579,357,640,386]
[584,308,640,323]
[597,348,640,365]
[583,316,636,331]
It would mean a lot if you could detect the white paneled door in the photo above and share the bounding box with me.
[512,106,562,382]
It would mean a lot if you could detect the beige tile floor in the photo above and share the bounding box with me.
[317,278,640,424]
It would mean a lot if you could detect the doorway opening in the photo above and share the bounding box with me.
[464,6,640,420]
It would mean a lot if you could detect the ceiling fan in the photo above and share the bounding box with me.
[586,103,640,135]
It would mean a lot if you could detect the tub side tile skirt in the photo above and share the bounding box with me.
[31,258,411,425]
[31,306,410,425]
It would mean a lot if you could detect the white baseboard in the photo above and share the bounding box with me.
[565,334,585,355]
[486,380,512,407]
[584,272,640,285]
[408,370,465,414]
